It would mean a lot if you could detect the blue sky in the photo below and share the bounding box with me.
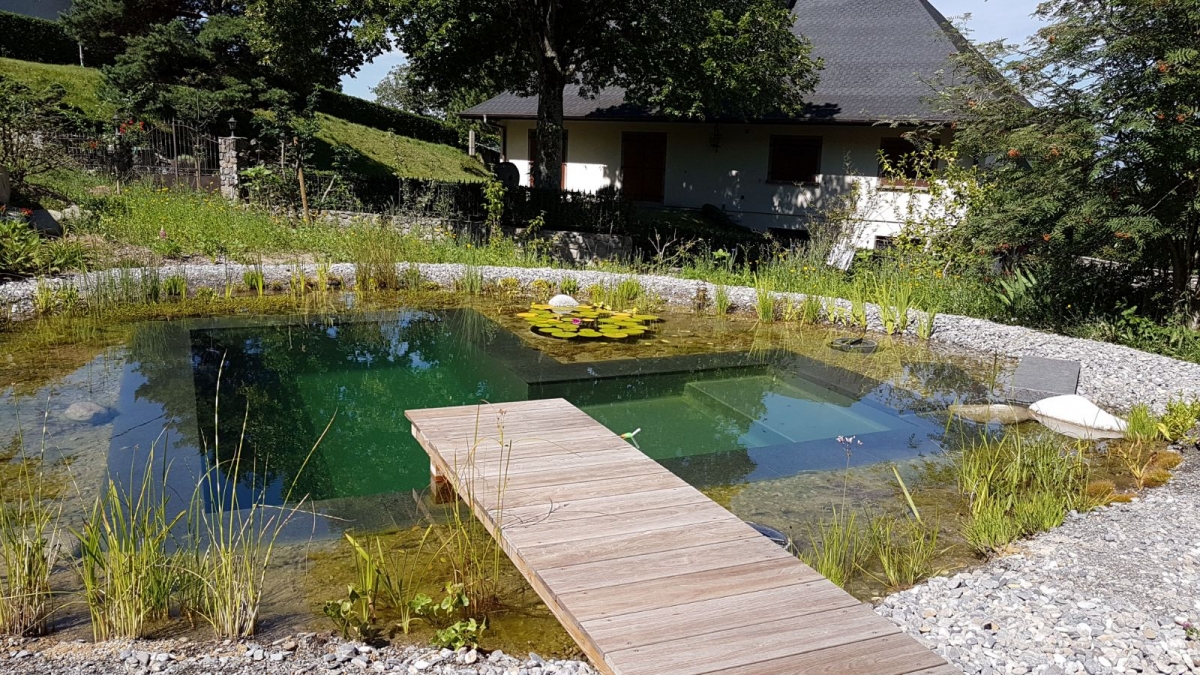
[339,0,1046,101]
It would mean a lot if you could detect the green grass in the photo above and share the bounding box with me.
[0,57,116,121]
[0,58,483,182]
[313,114,487,183]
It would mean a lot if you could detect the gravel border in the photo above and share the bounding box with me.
[877,451,1200,675]
[0,632,596,675]
[5,261,1197,413]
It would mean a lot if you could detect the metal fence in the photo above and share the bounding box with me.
[54,120,222,190]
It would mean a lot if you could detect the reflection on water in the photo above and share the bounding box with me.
[0,294,1015,637]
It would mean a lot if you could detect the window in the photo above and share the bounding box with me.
[879,137,939,185]
[767,136,822,184]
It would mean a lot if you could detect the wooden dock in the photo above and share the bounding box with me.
[406,399,958,675]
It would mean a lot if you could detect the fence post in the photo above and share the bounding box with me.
[218,136,244,201]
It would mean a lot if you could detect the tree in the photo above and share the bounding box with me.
[937,0,1200,318]
[372,64,440,117]
[63,0,388,124]
[390,0,821,190]
[0,77,77,191]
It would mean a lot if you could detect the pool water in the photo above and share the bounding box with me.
[107,307,949,511]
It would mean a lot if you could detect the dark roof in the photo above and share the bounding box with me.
[461,0,969,124]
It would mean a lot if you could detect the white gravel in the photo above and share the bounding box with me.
[5,261,1198,413]
[877,449,1200,675]
[0,633,594,675]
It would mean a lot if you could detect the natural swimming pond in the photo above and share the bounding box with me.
[0,293,1018,649]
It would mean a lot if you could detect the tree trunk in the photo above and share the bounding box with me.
[533,2,565,192]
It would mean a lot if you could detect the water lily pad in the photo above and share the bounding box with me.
[603,332,629,339]
[632,314,659,322]
[550,331,577,339]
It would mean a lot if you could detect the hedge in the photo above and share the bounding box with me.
[0,11,78,66]
[314,89,460,148]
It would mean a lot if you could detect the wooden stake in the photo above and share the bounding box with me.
[294,136,309,224]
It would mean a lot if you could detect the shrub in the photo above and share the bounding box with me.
[314,89,459,147]
[0,12,79,66]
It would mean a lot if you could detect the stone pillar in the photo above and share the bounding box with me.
[218,136,244,201]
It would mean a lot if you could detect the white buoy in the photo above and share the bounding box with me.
[548,294,579,314]
[1029,395,1128,440]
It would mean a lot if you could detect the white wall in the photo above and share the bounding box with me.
[503,120,948,248]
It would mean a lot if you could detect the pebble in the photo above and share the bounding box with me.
[878,458,1200,674]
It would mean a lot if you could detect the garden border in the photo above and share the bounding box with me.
[3,261,1198,412]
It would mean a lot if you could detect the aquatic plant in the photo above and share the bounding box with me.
[953,431,1102,556]
[75,448,180,640]
[753,277,775,323]
[714,284,731,316]
[1160,397,1200,441]
[1125,404,1162,442]
[455,266,484,296]
[495,277,521,298]
[530,279,554,302]
[243,268,265,296]
[800,507,862,587]
[866,514,941,590]
[163,275,188,299]
[916,307,939,340]
[516,303,661,341]
[0,427,63,637]
[558,277,579,296]
[180,384,330,639]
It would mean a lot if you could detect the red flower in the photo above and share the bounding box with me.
[1042,233,1052,242]
[19,208,33,217]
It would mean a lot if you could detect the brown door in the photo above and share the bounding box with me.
[621,132,667,203]
[528,130,568,188]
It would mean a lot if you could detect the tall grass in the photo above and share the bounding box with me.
[954,431,1102,556]
[0,423,63,637]
[714,284,731,316]
[799,507,861,587]
[753,276,776,323]
[75,447,180,640]
[180,368,330,639]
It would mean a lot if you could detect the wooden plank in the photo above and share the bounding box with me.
[555,558,817,623]
[517,519,758,569]
[406,399,952,675]
[700,634,955,675]
[535,538,796,596]
[604,606,901,675]
[581,579,859,652]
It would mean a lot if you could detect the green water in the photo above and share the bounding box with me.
[126,307,948,505]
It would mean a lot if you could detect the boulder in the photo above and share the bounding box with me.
[949,404,1034,425]
[63,401,112,424]
[1028,394,1127,440]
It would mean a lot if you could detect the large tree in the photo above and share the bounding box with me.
[390,0,821,190]
[63,0,388,123]
[938,0,1200,317]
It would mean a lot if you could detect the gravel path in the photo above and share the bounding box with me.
[4,261,1198,412]
[878,449,1200,675]
[0,633,595,675]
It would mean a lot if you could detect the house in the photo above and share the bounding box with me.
[460,0,974,250]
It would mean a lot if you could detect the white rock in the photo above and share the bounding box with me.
[1029,395,1127,439]
[547,294,579,314]
[63,401,111,424]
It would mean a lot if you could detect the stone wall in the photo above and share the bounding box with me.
[218,137,243,200]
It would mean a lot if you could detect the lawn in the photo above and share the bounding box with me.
[0,58,486,183]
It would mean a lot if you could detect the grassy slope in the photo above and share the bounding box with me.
[0,57,116,120]
[0,57,485,182]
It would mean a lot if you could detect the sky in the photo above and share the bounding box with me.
[338,0,1046,101]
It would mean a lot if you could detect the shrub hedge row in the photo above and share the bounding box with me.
[0,11,78,66]
[314,89,460,148]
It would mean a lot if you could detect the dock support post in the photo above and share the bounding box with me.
[431,462,456,504]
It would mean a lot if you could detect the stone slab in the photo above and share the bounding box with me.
[1008,356,1081,405]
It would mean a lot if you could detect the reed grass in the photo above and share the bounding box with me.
[180,367,330,639]
[953,430,1102,556]
[1125,404,1162,442]
[454,266,484,296]
[799,507,861,587]
[0,423,63,637]
[714,284,731,316]
[866,514,941,590]
[75,446,180,640]
[753,277,775,323]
